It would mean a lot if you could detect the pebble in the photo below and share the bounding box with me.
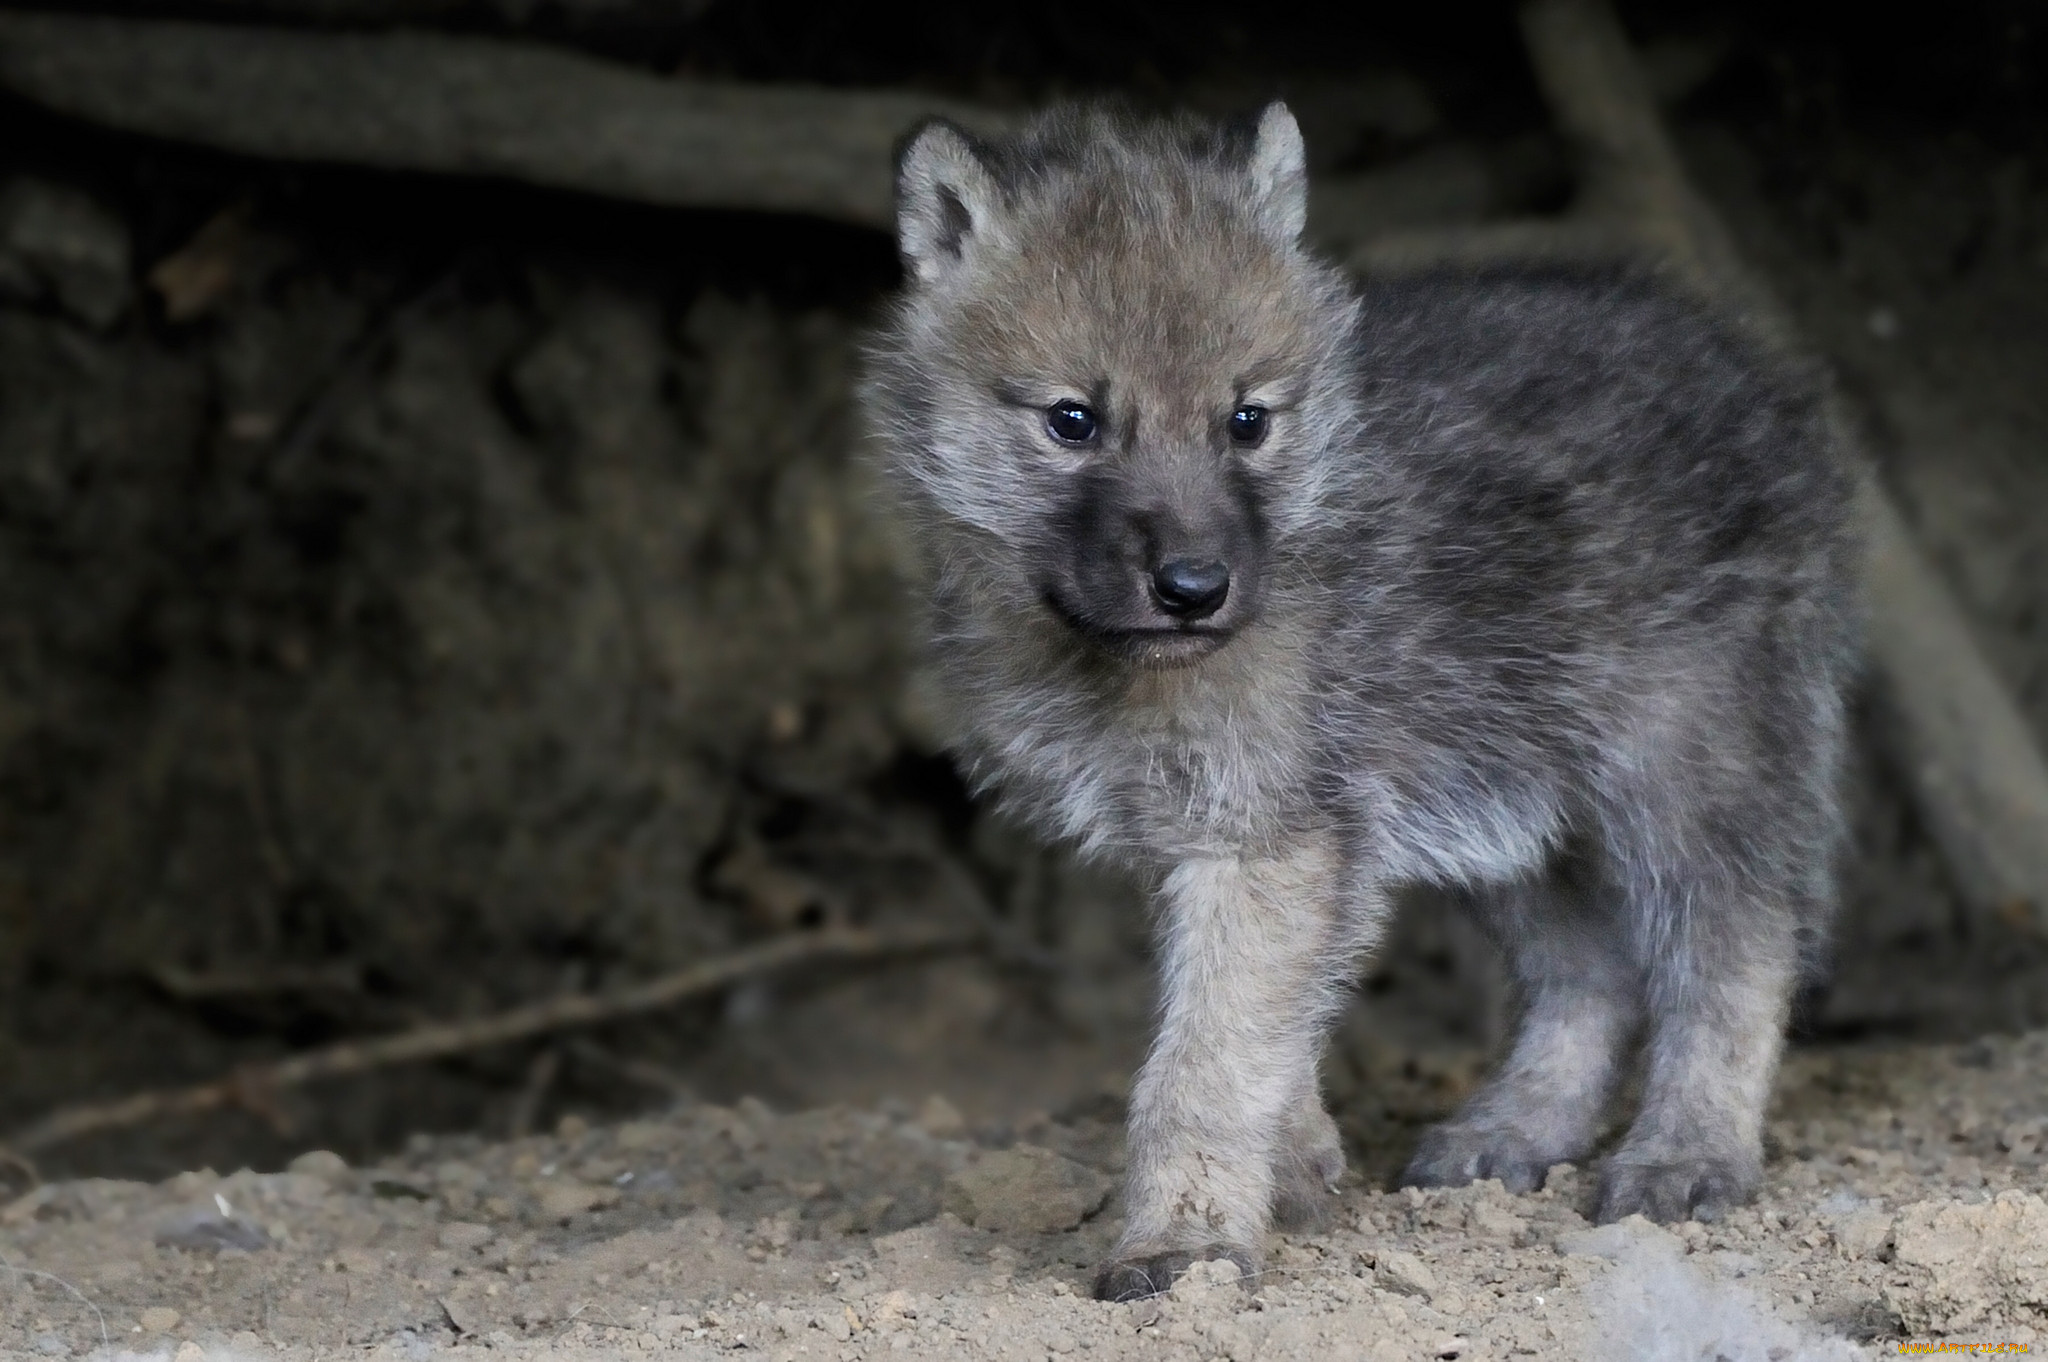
[534,1179,621,1219]
[915,1094,967,1140]
[1834,1207,1895,1260]
[435,1221,496,1251]
[1373,1250,1437,1299]
[287,1150,350,1182]
[940,1145,1110,1233]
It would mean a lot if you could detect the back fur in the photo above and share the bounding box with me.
[864,102,1857,1300]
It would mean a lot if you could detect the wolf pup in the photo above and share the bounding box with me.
[863,102,1855,1300]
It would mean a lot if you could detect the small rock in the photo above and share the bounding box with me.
[287,1149,350,1182]
[1467,1201,1528,1241]
[941,1145,1110,1233]
[915,1094,967,1139]
[534,1180,621,1220]
[440,1296,482,1336]
[1373,1250,1437,1299]
[437,1222,495,1251]
[174,1342,207,1362]
[138,1307,181,1334]
[815,1308,853,1342]
[1835,1207,1895,1261]
[1125,1297,1165,1330]
[1998,1121,2044,1156]
[269,1172,339,1209]
[615,1121,668,1152]
[33,1333,67,1357]
[433,1160,484,1191]
[1168,1256,1244,1306]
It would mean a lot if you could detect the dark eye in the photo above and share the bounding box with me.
[1045,401,1099,445]
[1229,405,1269,447]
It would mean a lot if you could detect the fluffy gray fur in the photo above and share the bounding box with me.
[863,101,1857,1301]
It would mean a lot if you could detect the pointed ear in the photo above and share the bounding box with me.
[895,119,1005,287]
[1246,101,1308,243]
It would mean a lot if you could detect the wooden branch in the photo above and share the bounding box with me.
[1519,0,1724,267]
[0,924,974,1155]
[565,1039,696,1101]
[110,1,687,24]
[1859,491,2048,931]
[149,960,363,1001]
[1514,0,2048,934]
[1516,0,1781,331]
[0,10,1005,231]
[505,1046,562,1140]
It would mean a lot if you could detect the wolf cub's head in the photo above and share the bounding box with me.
[867,103,1359,671]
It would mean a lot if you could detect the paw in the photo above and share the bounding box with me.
[1092,1246,1255,1302]
[1400,1122,1566,1196]
[1595,1154,1757,1224]
[1271,1112,1346,1231]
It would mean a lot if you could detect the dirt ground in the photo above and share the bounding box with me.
[3,3,2048,1358]
[4,1033,2048,1361]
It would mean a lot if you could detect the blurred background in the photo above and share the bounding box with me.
[0,0,2041,1189]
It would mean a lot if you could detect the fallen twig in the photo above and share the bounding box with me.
[506,1046,562,1140]
[0,10,1005,231]
[149,961,364,1001]
[0,924,974,1155]
[565,1039,696,1101]
[1856,489,2048,931]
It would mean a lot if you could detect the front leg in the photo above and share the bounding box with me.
[1095,839,1374,1301]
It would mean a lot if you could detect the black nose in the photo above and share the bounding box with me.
[1150,559,1231,619]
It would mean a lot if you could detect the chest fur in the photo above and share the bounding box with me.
[952,634,1320,865]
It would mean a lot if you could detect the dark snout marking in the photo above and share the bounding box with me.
[1150,559,1231,619]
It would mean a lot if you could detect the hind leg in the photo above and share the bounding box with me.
[1403,865,1640,1195]
[1595,865,1806,1223]
[1590,745,1840,1224]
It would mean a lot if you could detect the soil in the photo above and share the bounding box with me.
[4,1035,2048,1361]
[3,3,2048,1358]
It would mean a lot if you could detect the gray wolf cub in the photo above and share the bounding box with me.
[863,102,1855,1300]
